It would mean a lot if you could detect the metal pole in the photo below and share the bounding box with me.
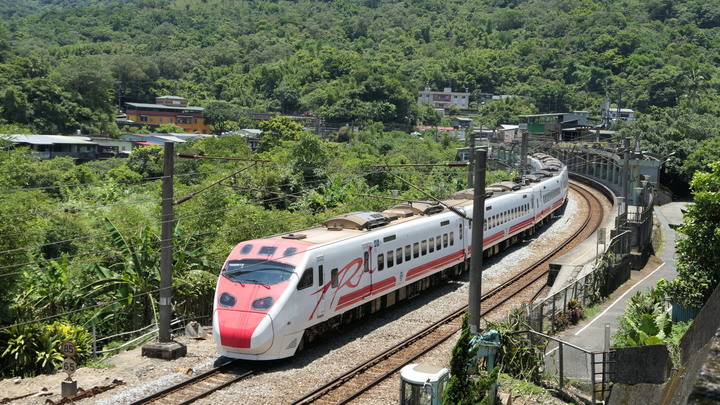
[520,129,529,174]
[604,323,611,351]
[622,137,630,216]
[559,342,564,389]
[469,150,486,334]
[159,142,174,343]
[468,131,475,188]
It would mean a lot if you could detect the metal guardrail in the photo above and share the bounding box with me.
[509,330,613,404]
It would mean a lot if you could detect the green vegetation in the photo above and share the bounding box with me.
[0,123,469,377]
[612,158,720,349]
[612,282,690,347]
[2,0,720,381]
[0,0,718,190]
[486,310,543,384]
[444,315,498,405]
[667,162,720,308]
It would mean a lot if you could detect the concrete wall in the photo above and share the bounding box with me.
[610,344,673,384]
[607,283,720,405]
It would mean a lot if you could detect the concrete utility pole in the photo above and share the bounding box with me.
[520,129,529,174]
[142,142,187,360]
[469,149,487,334]
[159,142,174,343]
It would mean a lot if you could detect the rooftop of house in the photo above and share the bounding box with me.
[125,102,204,112]
[4,134,96,145]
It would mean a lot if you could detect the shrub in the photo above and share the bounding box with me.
[552,299,585,332]
[0,322,92,378]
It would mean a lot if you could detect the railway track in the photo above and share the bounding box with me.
[128,359,259,405]
[288,181,604,404]
[127,181,604,405]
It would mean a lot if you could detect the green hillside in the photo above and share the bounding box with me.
[0,0,718,137]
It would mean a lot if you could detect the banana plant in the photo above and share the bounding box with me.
[83,218,162,332]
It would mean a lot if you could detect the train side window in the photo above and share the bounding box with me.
[378,254,385,271]
[387,250,394,268]
[318,265,324,286]
[429,237,435,253]
[413,242,420,258]
[405,245,411,261]
[331,268,338,288]
[443,233,449,247]
[436,236,442,250]
[396,248,403,264]
[459,224,463,239]
[364,251,370,272]
[240,244,253,254]
[449,232,454,246]
[298,267,313,290]
[421,240,427,255]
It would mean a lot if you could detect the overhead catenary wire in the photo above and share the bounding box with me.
[0,173,332,239]
[0,179,352,273]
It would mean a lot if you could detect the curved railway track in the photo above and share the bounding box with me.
[128,181,604,405]
[288,181,605,404]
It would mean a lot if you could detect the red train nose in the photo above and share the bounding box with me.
[217,309,273,350]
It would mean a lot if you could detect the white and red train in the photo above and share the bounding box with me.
[213,154,568,360]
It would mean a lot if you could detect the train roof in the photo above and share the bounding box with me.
[259,153,565,247]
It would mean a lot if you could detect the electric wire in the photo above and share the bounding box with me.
[0,153,565,332]
[0,176,332,240]
[0,179,353,271]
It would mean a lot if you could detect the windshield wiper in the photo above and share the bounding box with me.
[246,279,271,289]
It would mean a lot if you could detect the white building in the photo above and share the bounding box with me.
[417,87,470,110]
[608,108,635,121]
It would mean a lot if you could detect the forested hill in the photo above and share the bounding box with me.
[0,0,135,18]
[0,0,718,141]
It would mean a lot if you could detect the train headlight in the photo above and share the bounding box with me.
[219,292,237,308]
[252,296,274,311]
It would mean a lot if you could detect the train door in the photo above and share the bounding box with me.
[362,242,373,298]
[316,255,326,319]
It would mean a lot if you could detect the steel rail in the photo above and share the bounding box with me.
[289,181,604,404]
[128,359,255,405]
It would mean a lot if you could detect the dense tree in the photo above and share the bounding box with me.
[202,100,240,135]
[256,116,304,153]
[0,0,719,139]
[668,161,720,309]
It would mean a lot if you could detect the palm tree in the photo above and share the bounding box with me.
[680,61,709,113]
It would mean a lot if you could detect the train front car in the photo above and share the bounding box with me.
[213,239,309,360]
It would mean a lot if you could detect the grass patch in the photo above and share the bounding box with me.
[85,359,116,369]
[498,373,545,395]
[582,304,602,319]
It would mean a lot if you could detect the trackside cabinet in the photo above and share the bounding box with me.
[399,364,449,405]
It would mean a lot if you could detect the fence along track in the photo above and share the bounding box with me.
[128,359,257,405]
[289,180,605,404]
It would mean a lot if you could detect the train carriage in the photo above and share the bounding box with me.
[213,154,568,360]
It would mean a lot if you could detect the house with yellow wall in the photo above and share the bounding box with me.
[124,96,210,134]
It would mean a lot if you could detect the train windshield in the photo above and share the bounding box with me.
[222,259,295,285]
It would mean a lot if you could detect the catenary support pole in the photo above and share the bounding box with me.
[469,149,486,334]
[159,142,174,343]
[468,131,475,187]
